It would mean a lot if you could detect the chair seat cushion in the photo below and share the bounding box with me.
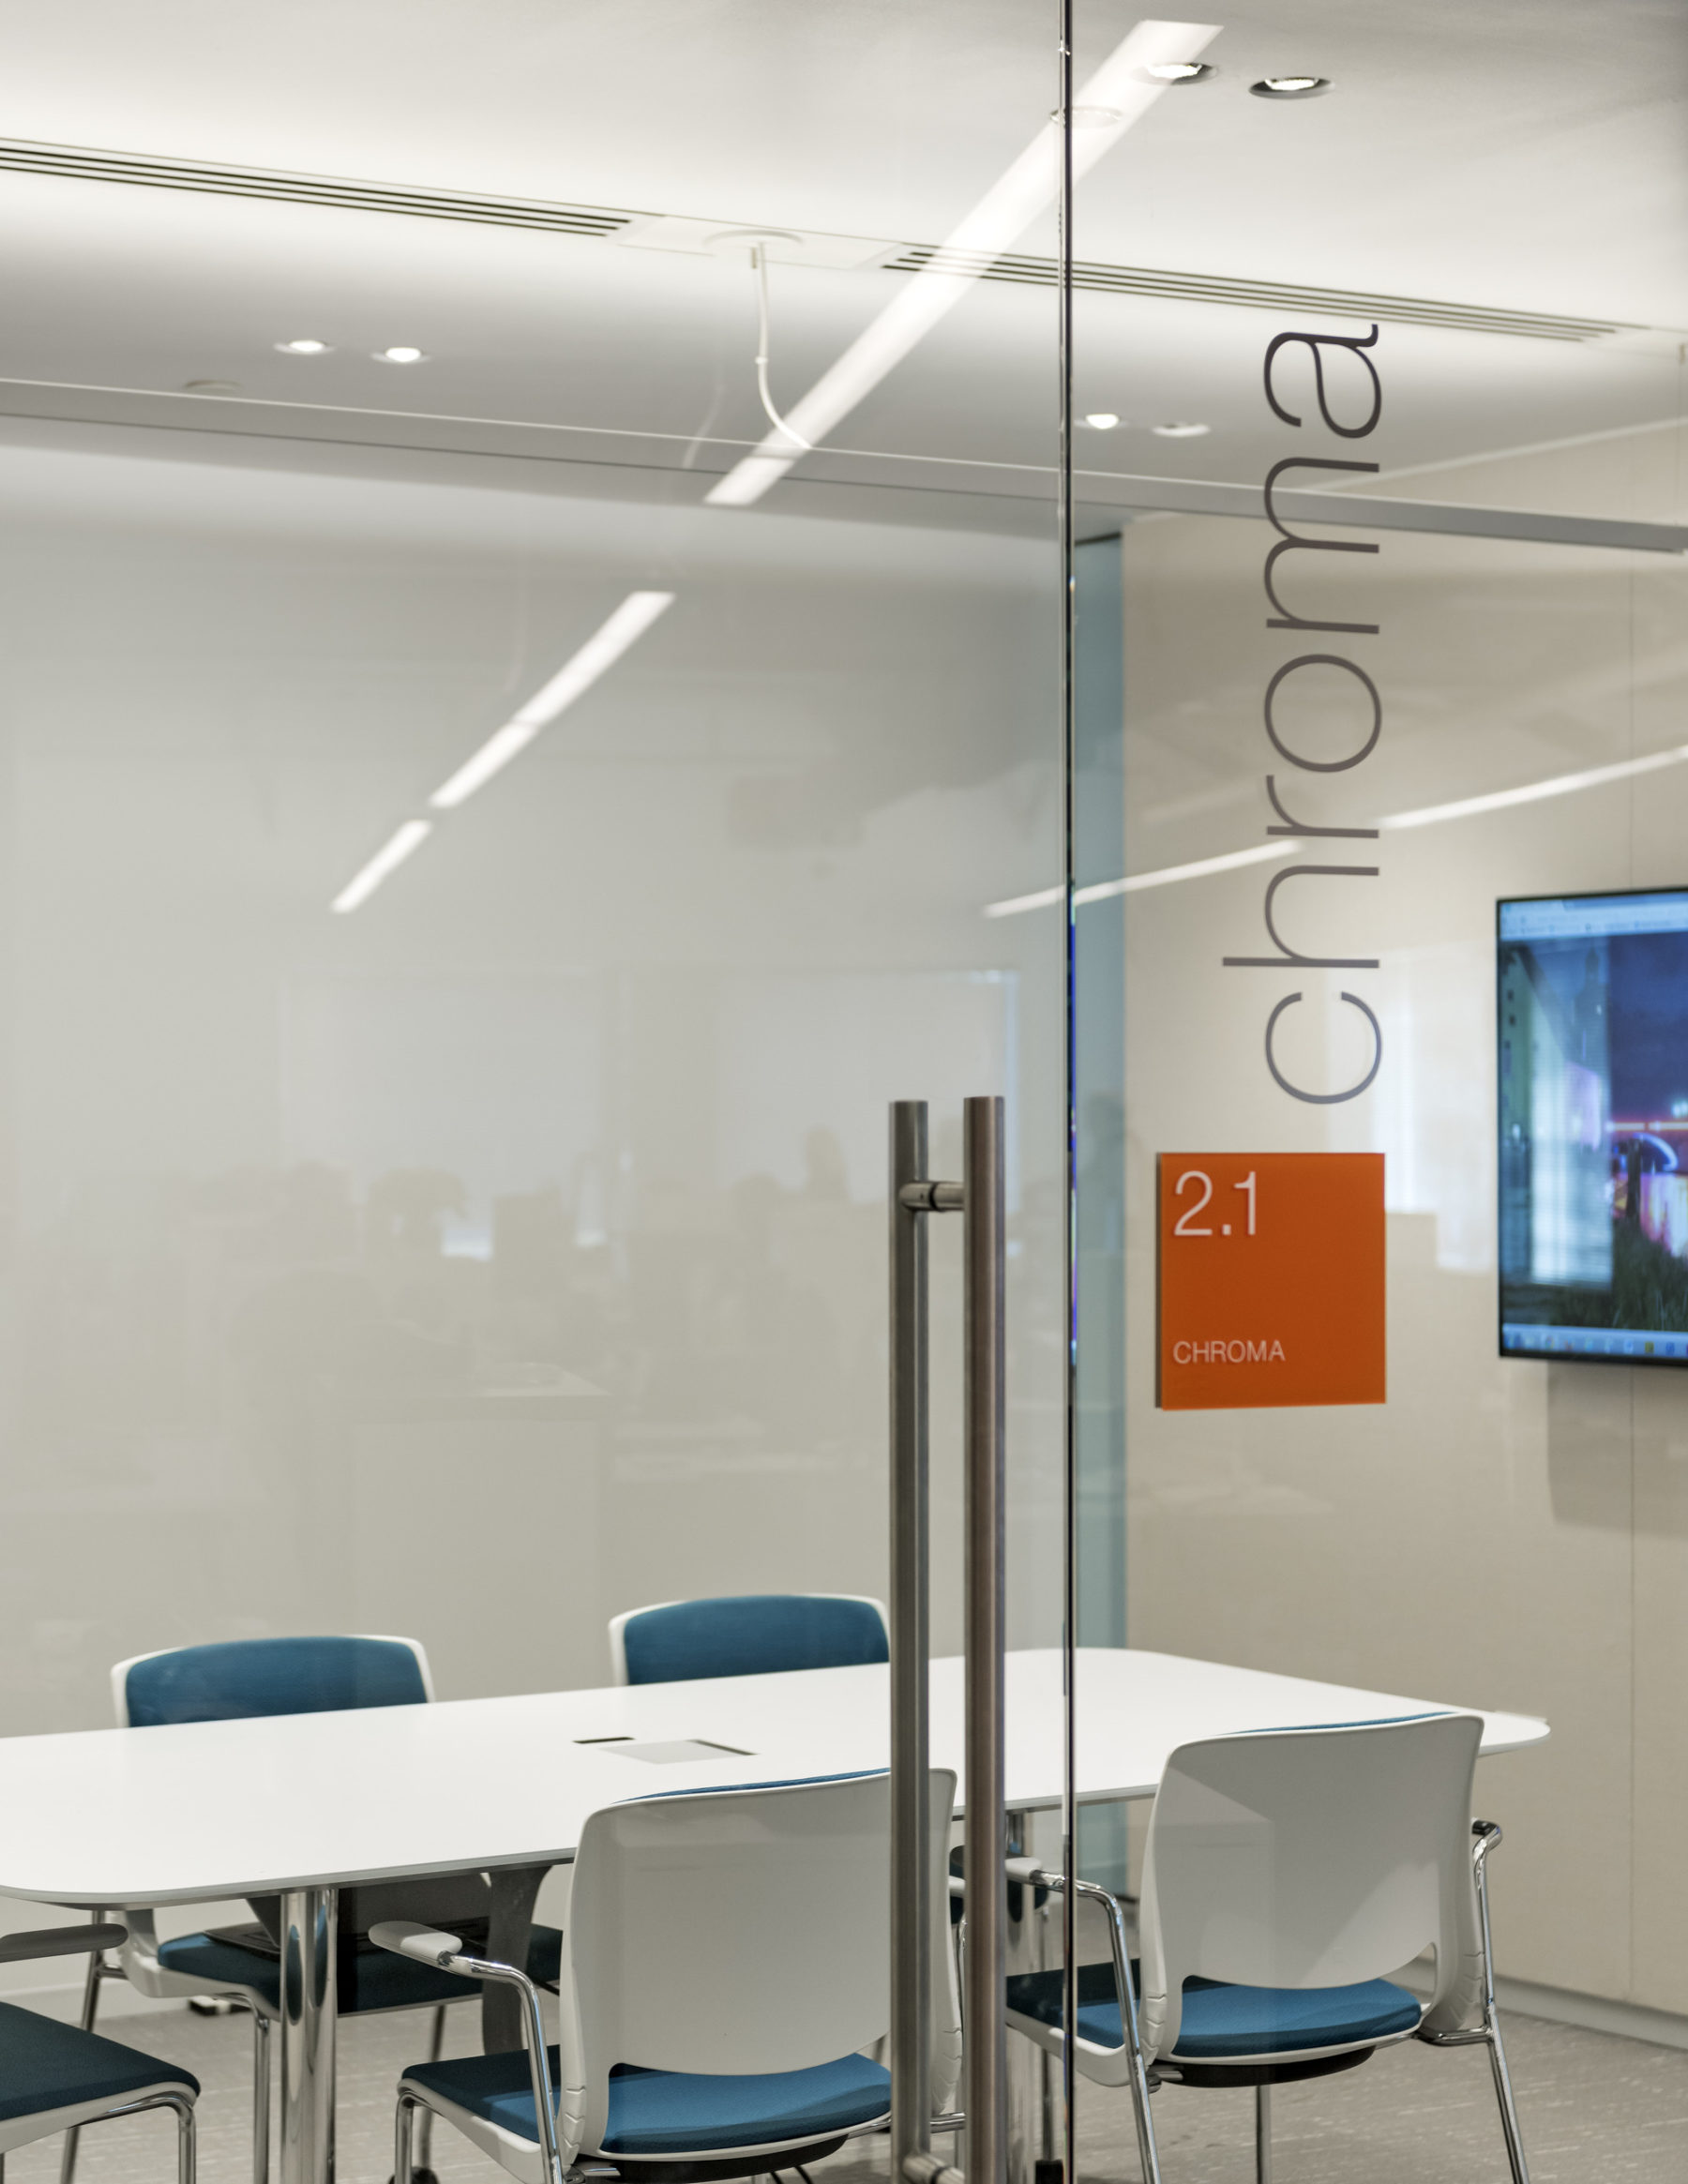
[158,1922,564,2015]
[0,1999,198,2124]
[405,2044,892,2155]
[1006,1962,1422,2059]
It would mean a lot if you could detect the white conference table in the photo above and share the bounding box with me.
[0,1648,1546,2184]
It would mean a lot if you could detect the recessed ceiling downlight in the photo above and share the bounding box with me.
[275,338,331,355]
[375,345,427,364]
[1250,75,1330,98]
[1153,421,1210,438]
[1081,413,1122,429]
[1142,60,1212,83]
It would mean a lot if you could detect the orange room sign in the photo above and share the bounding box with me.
[1156,1152,1385,1410]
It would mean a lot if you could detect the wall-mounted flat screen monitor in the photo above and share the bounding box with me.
[1500,889,1688,1364]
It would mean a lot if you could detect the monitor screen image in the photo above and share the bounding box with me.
[1500,889,1688,1364]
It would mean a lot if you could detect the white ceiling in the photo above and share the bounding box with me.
[0,0,1682,523]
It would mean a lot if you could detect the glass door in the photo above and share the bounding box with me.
[0,6,1071,2176]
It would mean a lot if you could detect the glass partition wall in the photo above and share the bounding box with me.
[0,7,1073,2179]
[1,4,1685,2183]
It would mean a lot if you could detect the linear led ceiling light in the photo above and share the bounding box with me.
[429,590,675,810]
[704,17,1221,510]
[330,819,432,914]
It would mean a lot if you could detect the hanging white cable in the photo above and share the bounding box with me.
[751,245,812,453]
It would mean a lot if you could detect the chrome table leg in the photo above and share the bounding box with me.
[279,1886,337,2184]
[1255,2084,1272,2184]
[253,2009,272,2184]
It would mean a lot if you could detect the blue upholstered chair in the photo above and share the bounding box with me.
[69,1634,562,2184]
[375,1770,959,2184]
[0,1922,197,2181]
[608,1593,888,1685]
[1001,1714,1531,2184]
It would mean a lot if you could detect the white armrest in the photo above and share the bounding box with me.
[368,1920,463,1967]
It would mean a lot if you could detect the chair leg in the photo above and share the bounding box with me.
[1094,1890,1163,2184]
[1254,2083,1272,2184]
[414,2004,447,2181]
[59,1923,110,2184]
[1485,2019,1530,2184]
[252,2008,272,2184]
[129,2090,195,2184]
[1470,1822,1531,2184]
[395,2092,417,2184]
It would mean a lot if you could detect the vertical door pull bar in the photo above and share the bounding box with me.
[890,1101,937,2184]
[963,1096,1007,2184]
[890,1095,1007,2184]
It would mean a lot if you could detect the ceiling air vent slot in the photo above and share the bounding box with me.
[882,246,1634,343]
[0,138,637,239]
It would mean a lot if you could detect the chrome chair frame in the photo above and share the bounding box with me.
[378,1920,966,2184]
[58,1914,273,2184]
[1412,1822,1531,2184]
[1008,1818,1530,2184]
[0,1923,197,2184]
[382,1928,566,2184]
[77,1632,520,2184]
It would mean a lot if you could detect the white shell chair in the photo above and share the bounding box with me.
[379,1769,960,2184]
[1003,1713,1530,2184]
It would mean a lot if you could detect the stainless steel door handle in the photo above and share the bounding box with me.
[890,1095,1006,2184]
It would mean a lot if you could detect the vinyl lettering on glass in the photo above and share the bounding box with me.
[1224,326,1384,1105]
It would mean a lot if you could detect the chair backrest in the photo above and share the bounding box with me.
[559,1770,957,2161]
[112,1634,481,1942]
[1137,1713,1485,2061]
[113,1634,432,1727]
[609,1593,889,1685]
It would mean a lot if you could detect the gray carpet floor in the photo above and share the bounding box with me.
[8,1997,1686,2183]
